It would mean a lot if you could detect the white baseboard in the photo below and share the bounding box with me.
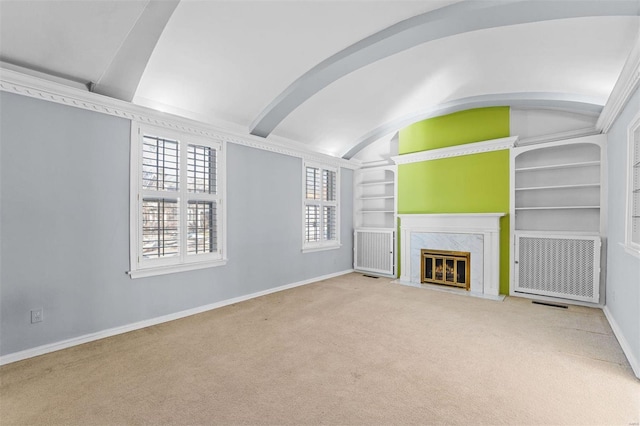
[0,269,354,366]
[603,305,640,379]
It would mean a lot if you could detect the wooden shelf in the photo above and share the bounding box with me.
[515,160,599,172]
[515,183,600,191]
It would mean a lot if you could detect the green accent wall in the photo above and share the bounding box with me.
[397,107,511,294]
[399,107,510,154]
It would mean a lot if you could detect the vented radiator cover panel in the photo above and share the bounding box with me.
[354,229,394,275]
[515,233,600,303]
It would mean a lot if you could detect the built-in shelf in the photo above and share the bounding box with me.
[515,183,600,191]
[354,165,397,276]
[354,166,396,229]
[358,195,395,200]
[360,180,394,186]
[515,206,600,211]
[515,160,600,172]
[512,137,603,235]
[510,134,606,305]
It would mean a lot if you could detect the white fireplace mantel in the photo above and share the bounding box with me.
[398,213,505,298]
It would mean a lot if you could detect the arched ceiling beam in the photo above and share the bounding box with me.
[249,0,639,138]
[91,0,180,101]
[341,92,604,159]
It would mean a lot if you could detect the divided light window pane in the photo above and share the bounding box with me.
[188,144,216,194]
[305,205,320,242]
[142,136,179,191]
[323,205,336,240]
[142,199,179,259]
[323,170,336,202]
[187,201,216,254]
[306,167,320,200]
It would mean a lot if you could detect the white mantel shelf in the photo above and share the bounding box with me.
[397,213,505,300]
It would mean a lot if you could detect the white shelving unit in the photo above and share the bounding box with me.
[512,136,604,233]
[353,165,397,276]
[510,134,606,304]
[354,166,397,229]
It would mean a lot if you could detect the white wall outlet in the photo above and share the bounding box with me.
[30,308,43,324]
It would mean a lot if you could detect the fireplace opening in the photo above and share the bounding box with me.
[421,249,470,290]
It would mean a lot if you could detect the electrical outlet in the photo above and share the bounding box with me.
[30,308,43,324]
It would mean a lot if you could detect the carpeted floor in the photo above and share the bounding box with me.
[1,273,638,425]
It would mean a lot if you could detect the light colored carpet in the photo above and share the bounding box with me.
[1,273,638,425]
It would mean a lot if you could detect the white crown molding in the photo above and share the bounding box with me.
[391,136,518,165]
[597,33,640,133]
[516,127,600,147]
[0,67,359,170]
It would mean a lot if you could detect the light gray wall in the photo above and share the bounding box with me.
[0,92,353,356]
[606,87,640,375]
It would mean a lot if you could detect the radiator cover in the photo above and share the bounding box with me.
[354,229,394,276]
[515,233,600,303]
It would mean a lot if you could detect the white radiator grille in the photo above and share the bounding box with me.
[354,229,394,275]
[515,234,600,303]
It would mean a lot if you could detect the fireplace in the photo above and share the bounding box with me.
[421,249,470,290]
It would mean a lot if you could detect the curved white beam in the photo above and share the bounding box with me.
[341,92,604,159]
[92,1,180,101]
[250,0,639,138]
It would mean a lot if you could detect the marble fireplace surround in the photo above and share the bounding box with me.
[397,213,505,300]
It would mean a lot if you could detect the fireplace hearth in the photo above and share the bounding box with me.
[421,249,470,290]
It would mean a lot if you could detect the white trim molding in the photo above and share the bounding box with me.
[397,213,505,298]
[0,269,354,366]
[391,136,517,165]
[597,32,640,133]
[516,127,600,147]
[603,306,640,379]
[0,67,359,171]
[624,110,640,256]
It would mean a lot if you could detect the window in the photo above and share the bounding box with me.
[303,162,340,252]
[626,111,640,257]
[129,123,226,278]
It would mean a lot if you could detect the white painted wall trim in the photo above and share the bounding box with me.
[397,213,504,297]
[0,269,354,366]
[391,136,517,165]
[603,306,640,379]
[516,127,600,147]
[597,32,640,133]
[0,67,359,170]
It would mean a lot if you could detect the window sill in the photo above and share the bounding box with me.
[620,242,640,259]
[302,244,342,254]
[128,258,227,279]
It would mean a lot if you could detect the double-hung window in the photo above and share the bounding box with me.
[129,123,226,278]
[626,111,640,257]
[303,162,340,252]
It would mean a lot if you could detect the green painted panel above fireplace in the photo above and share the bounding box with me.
[398,107,510,154]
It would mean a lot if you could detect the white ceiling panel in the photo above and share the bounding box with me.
[0,0,147,83]
[133,0,458,127]
[271,16,639,156]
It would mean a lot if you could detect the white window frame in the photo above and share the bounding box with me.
[128,122,227,278]
[624,110,640,258]
[302,161,341,253]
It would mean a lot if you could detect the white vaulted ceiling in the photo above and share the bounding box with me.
[1,0,639,160]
